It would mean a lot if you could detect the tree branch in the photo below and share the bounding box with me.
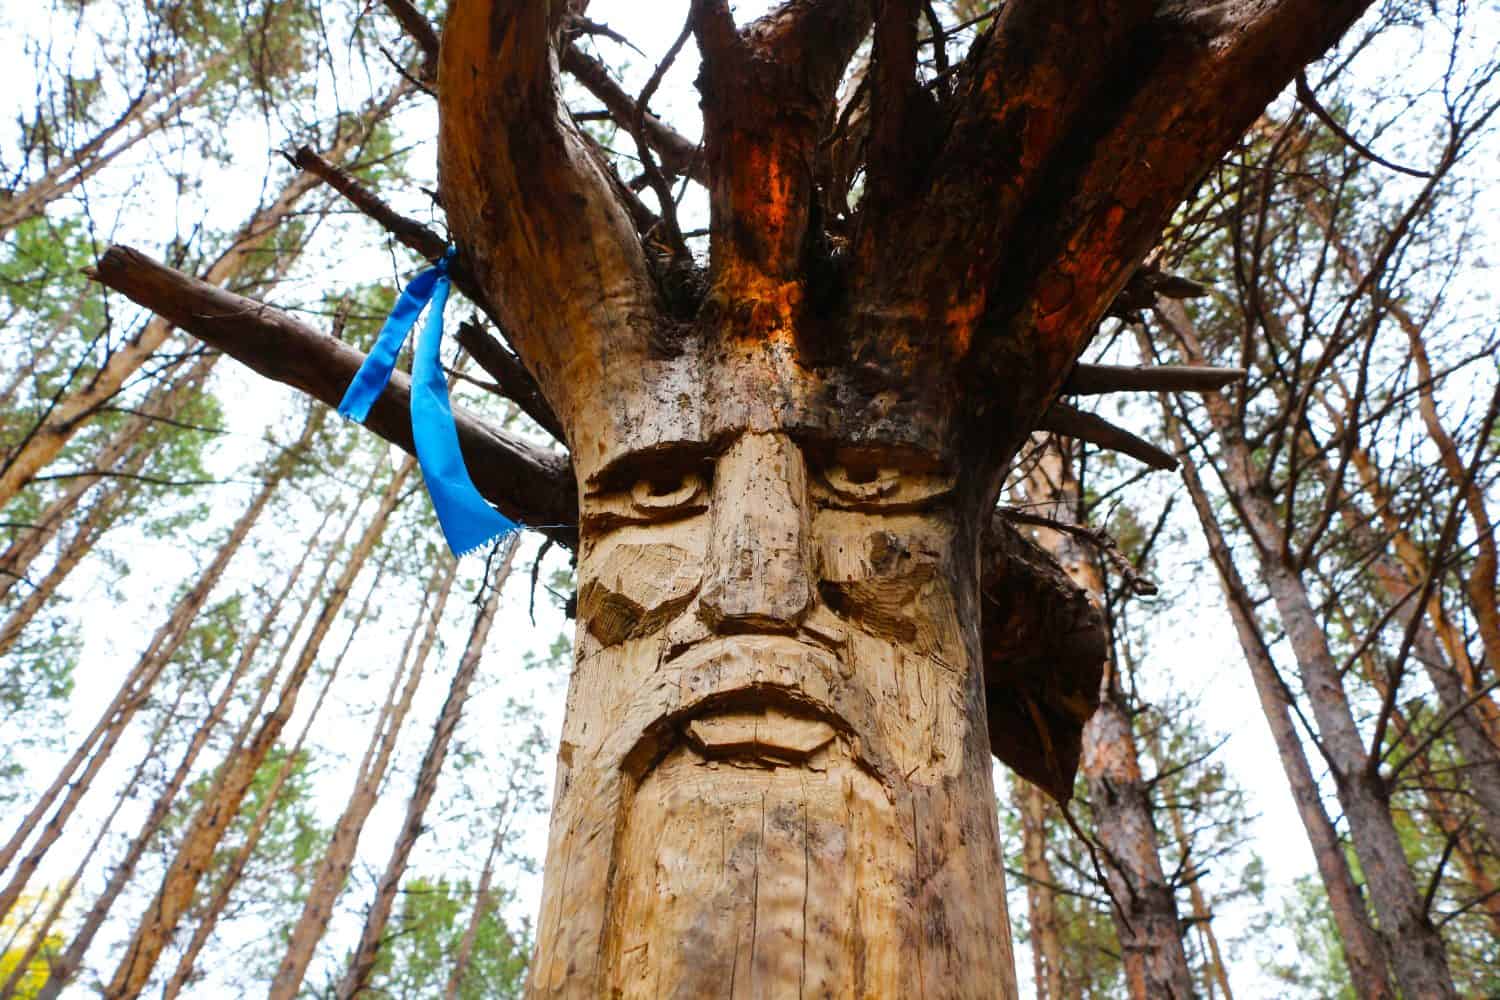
[1039,403,1178,471]
[455,319,567,442]
[88,246,578,545]
[438,0,661,453]
[286,144,565,442]
[560,44,704,183]
[380,0,440,83]
[1063,364,1246,396]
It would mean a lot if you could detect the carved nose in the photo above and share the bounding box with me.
[699,432,814,631]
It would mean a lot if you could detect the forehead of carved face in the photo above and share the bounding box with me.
[577,428,974,764]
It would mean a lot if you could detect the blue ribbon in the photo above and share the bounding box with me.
[338,248,519,557]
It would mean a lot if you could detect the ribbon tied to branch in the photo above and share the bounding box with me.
[338,247,519,557]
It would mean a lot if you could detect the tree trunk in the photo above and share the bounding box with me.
[0,436,152,657]
[1295,428,1500,849]
[337,537,515,1000]
[86,1,1380,992]
[268,555,459,999]
[1018,439,1196,999]
[1011,780,1066,1000]
[0,408,307,920]
[103,456,412,999]
[1296,195,1500,682]
[1143,726,1235,1000]
[34,416,329,997]
[1158,389,1396,997]
[444,810,507,1000]
[0,684,185,1000]
[157,541,393,1000]
[0,56,227,236]
[0,346,210,606]
[1155,305,1456,997]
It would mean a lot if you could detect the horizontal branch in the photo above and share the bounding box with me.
[88,246,579,545]
[1039,403,1178,471]
[289,146,446,260]
[1063,364,1246,396]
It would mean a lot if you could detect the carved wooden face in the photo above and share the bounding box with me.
[576,429,974,780]
[539,428,1009,994]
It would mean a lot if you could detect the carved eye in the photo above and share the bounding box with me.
[815,456,954,511]
[822,461,901,501]
[631,472,705,515]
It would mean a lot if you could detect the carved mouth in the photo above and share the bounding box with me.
[662,635,852,764]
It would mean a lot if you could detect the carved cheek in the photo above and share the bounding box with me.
[576,517,706,648]
[813,510,960,657]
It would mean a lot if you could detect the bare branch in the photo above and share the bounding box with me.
[380,0,440,83]
[1064,364,1247,396]
[455,320,567,442]
[561,44,704,183]
[89,246,578,544]
[1039,403,1178,471]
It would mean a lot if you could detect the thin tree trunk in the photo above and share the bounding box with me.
[0,683,187,1000]
[1020,441,1196,999]
[35,425,331,997]
[337,537,516,1000]
[157,545,393,1000]
[103,455,413,999]
[1160,396,1396,996]
[1155,306,1455,997]
[1335,428,1500,741]
[268,554,460,999]
[1154,367,1396,996]
[1142,726,1235,1000]
[0,414,312,921]
[444,818,507,1000]
[0,57,225,236]
[1297,196,1500,682]
[1011,780,1066,1000]
[0,439,152,658]
[0,351,212,606]
[1295,429,1500,848]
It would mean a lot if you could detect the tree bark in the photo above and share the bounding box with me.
[103,456,412,999]
[1143,725,1236,1000]
[337,537,515,1000]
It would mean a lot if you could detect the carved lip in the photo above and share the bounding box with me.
[662,634,852,731]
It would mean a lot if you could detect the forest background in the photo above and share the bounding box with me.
[0,0,1496,997]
